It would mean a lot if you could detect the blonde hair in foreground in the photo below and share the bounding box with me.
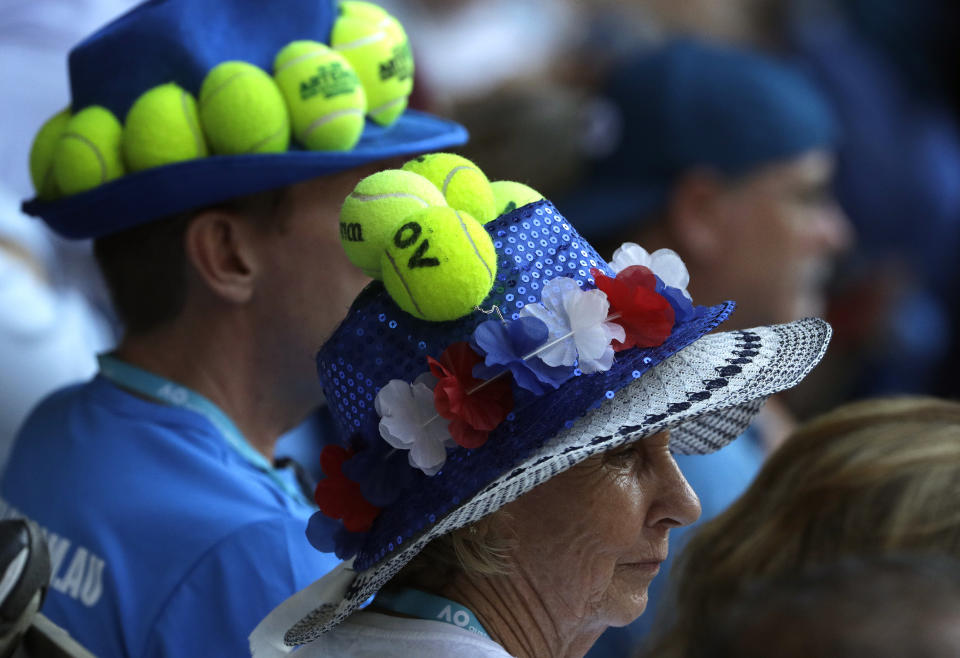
[650,396,960,657]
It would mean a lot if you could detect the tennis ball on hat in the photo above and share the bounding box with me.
[29,109,71,200]
[331,14,413,126]
[401,153,496,225]
[338,0,389,23]
[381,206,497,321]
[340,169,447,279]
[273,41,367,151]
[53,105,125,195]
[123,83,208,172]
[199,61,290,155]
[491,180,544,218]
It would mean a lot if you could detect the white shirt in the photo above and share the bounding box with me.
[295,610,515,657]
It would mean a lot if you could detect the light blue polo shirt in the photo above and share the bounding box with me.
[0,374,338,657]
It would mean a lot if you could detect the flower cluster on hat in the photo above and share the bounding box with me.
[592,265,675,351]
[428,342,514,449]
[308,445,382,558]
[375,374,455,476]
[471,316,574,395]
[610,243,691,300]
[519,277,625,373]
[313,445,381,533]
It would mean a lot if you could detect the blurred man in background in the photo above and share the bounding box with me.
[559,39,851,657]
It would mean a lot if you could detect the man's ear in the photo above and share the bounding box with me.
[183,210,259,304]
[665,168,728,265]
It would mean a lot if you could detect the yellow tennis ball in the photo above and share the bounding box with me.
[53,105,125,195]
[381,206,497,321]
[273,41,367,151]
[401,153,496,225]
[30,109,71,200]
[338,1,389,23]
[340,169,447,279]
[331,15,413,126]
[199,61,290,155]
[123,83,208,171]
[490,180,544,218]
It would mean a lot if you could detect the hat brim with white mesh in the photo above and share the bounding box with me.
[250,316,831,655]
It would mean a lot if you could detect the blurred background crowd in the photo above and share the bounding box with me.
[2,0,959,655]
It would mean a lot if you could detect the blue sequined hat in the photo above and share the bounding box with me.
[23,0,467,239]
[251,200,832,653]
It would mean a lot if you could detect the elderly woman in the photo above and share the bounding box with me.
[251,180,830,657]
[650,396,960,657]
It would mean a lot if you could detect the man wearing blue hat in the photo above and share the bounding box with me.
[568,40,852,657]
[0,0,466,656]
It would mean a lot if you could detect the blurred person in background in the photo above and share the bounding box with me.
[564,39,851,657]
[0,0,130,471]
[688,555,960,658]
[650,396,960,657]
[785,0,960,408]
[0,0,467,655]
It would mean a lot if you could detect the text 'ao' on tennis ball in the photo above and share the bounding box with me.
[491,180,544,218]
[273,41,367,151]
[402,153,496,225]
[53,105,125,196]
[30,109,71,200]
[331,12,413,126]
[123,83,208,171]
[199,61,290,155]
[340,169,447,279]
[381,206,497,321]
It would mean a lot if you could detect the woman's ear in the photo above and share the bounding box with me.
[665,168,728,265]
[183,209,259,304]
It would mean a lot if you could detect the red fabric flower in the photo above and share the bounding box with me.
[427,342,514,449]
[314,445,381,533]
[592,266,675,350]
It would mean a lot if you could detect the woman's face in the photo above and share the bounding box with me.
[502,431,701,630]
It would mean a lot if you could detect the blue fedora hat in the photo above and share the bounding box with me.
[22,0,467,239]
[248,196,832,652]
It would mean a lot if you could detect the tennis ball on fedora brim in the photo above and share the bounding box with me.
[53,105,125,196]
[381,206,497,321]
[331,14,413,126]
[273,41,367,151]
[340,169,447,279]
[30,109,71,200]
[401,153,496,225]
[199,61,290,155]
[123,83,208,172]
[491,180,544,218]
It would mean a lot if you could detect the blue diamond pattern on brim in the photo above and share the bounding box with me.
[316,199,734,571]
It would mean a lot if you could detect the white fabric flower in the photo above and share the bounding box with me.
[610,243,692,300]
[519,277,625,373]
[375,373,454,476]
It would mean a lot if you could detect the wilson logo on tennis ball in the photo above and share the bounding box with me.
[379,43,413,82]
[340,222,364,242]
[299,62,359,101]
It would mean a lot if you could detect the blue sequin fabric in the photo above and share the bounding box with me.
[316,200,731,570]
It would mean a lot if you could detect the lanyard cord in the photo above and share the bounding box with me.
[372,587,492,640]
[97,354,313,507]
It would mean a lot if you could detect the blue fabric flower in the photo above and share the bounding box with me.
[342,443,417,508]
[471,317,575,394]
[655,276,698,323]
[306,512,367,560]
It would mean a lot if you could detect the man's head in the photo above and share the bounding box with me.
[94,166,378,415]
[569,39,851,327]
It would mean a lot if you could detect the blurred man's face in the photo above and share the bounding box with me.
[713,150,851,326]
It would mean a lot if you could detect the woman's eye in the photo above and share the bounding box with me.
[605,447,639,466]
